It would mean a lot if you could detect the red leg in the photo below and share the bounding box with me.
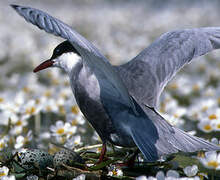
[96,143,107,164]
[116,149,139,167]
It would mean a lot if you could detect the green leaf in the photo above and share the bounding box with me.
[88,159,120,171]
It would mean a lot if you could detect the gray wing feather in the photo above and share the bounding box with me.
[117,28,220,107]
[11,4,137,114]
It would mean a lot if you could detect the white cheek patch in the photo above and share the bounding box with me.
[55,52,82,74]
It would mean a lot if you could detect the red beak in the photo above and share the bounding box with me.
[33,60,54,73]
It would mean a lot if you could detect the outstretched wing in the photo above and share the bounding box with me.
[117,28,220,107]
[11,4,137,113]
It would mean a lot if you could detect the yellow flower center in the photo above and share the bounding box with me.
[217,124,220,129]
[0,98,4,103]
[46,106,52,112]
[159,103,166,113]
[202,106,208,112]
[46,71,53,78]
[59,106,65,115]
[198,172,208,179]
[97,147,102,152]
[52,79,59,85]
[209,114,217,120]
[56,128,65,135]
[71,106,79,114]
[197,151,205,158]
[44,90,52,97]
[61,93,68,99]
[0,143,4,150]
[35,99,40,105]
[26,107,36,115]
[112,169,117,176]
[71,119,78,126]
[193,84,199,91]
[192,112,198,119]
[204,124,212,131]
[24,137,29,144]
[22,86,30,93]
[64,81,69,86]
[74,141,79,145]
[207,161,219,169]
[30,107,36,114]
[0,172,6,176]
[15,120,22,126]
[174,113,179,118]
[169,83,178,89]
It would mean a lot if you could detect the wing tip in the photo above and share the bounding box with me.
[10,4,20,10]
[10,4,25,16]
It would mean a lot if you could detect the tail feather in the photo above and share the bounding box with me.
[168,128,220,152]
[130,106,220,162]
[131,131,158,162]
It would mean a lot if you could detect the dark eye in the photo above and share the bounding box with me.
[55,48,60,55]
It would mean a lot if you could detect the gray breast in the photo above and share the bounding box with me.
[69,63,114,143]
[69,63,135,147]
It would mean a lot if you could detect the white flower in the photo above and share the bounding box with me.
[1,175,16,180]
[66,126,77,137]
[211,138,220,145]
[136,176,155,180]
[14,131,33,149]
[199,151,220,170]
[202,86,216,97]
[183,165,198,177]
[188,98,217,121]
[26,175,39,180]
[41,98,58,113]
[66,113,85,126]
[73,174,86,180]
[0,166,9,177]
[0,136,9,150]
[166,170,179,178]
[64,135,82,149]
[20,100,41,119]
[197,120,214,133]
[50,120,71,136]
[211,120,220,131]
[11,116,28,128]
[65,99,85,126]
[39,132,51,140]
[107,166,123,177]
[9,126,23,136]
[159,93,178,113]
[0,110,18,126]
[156,171,165,179]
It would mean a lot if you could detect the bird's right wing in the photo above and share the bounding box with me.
[11,4,137,114]
[117,28,220,107]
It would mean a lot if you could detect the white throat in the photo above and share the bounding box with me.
[54,52,82,74]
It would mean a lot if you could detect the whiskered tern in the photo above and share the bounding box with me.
[11,4,220,162]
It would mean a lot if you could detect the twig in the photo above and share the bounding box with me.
[75,144,103,152]
[34,113,41,134]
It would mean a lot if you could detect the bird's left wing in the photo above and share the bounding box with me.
[11,4,137,113]
[116,28,220,107]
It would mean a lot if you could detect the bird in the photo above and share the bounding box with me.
[11,4,220,162]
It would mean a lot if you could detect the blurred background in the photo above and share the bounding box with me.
[1,0,220,178]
